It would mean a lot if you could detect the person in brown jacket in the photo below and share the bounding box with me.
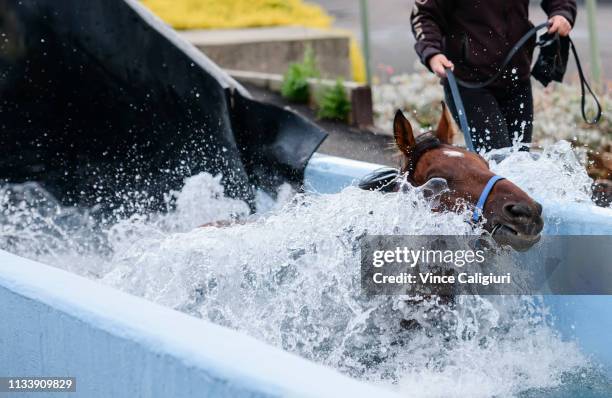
[411,0,577,152]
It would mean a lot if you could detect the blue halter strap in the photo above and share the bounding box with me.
[472,175,505,224]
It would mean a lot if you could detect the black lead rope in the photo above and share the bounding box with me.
[453,22,550,90]
[446,21,602,151]
[569,38,602,125]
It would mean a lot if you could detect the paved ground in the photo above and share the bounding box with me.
[244,83,398,166]
[310,0,612,82]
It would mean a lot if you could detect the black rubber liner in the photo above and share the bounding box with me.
[0,0,327,215]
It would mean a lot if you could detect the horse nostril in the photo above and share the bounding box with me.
[503,203,532,219]
[534,201,543,217]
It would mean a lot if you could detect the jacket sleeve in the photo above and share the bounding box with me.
[541,0,577,26]
[410,0,448,69]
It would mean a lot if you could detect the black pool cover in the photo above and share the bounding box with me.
[0,0,327,214]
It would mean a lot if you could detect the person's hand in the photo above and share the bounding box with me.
[548,15,572,36]
[429,54,454,78]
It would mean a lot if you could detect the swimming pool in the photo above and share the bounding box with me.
[1,145,611,397]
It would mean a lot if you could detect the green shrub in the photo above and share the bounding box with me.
[281,47,319,103]
[317,79,351,122]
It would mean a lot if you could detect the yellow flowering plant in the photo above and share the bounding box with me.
[142,0,332,30]
[141,0,366,83]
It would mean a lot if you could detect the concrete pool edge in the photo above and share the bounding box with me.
[0,250,401,398]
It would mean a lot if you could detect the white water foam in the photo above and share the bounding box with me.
[488,141,594,204]
[0,141,600,397]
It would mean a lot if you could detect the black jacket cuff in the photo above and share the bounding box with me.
[548,9,576,27]
[420,47,442,71]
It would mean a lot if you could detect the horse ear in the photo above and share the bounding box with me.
[393,110,416,154]
[435,101,458,144]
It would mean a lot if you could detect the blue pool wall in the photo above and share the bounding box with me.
[0,250,402,398]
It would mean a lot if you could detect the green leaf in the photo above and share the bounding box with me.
[317,79,351,122]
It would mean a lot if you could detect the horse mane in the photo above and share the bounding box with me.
[402,133,441,177]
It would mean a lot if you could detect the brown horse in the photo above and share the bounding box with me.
[389,104,543,251]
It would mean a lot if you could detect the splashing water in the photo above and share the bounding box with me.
[488,141,594,204]
[0,142,607,397]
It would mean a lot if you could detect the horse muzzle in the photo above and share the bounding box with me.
[491,202,544,252]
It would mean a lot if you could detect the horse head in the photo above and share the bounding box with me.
[394,104,543,251]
